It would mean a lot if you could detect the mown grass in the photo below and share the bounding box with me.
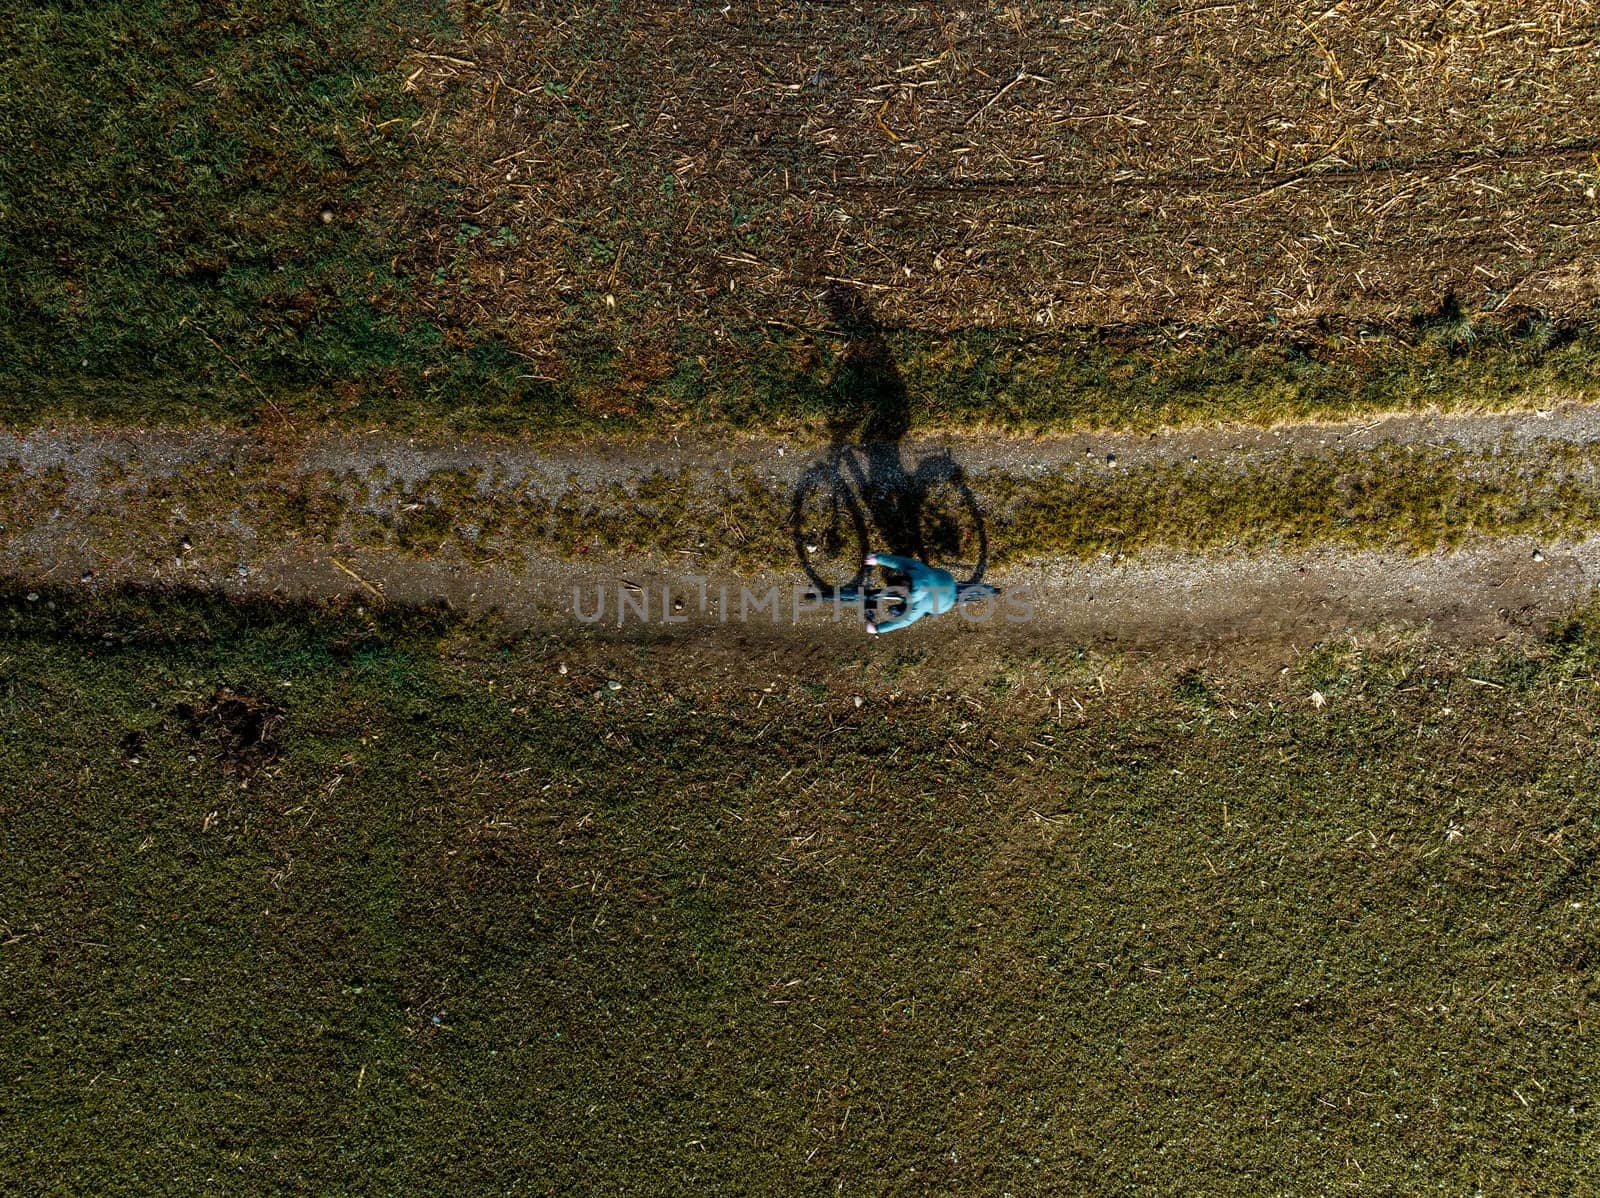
[1,589,1597,1193]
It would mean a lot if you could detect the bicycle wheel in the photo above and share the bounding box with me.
[914,458,987,586]
[791,465,869,595]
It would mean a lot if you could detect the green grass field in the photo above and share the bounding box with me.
[2,591,1597,1193]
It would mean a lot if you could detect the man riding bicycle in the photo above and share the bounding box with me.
[847,553,998,635]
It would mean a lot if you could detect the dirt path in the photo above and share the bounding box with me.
[5,404,1600,649]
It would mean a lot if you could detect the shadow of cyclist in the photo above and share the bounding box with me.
[790,284,990,600]
[820,283,918,555]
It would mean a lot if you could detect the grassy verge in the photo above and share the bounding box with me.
[675,313,1600,436]
[5,301,1600,439]
[1,589,1598,1193]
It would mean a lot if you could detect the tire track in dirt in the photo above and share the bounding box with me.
[792,142,1600,196]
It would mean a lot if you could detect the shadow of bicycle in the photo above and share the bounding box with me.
[790,285,989,597]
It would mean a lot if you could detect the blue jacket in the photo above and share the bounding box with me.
[869,554,956,633]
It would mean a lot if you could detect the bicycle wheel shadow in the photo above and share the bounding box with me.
[790,284,989,597]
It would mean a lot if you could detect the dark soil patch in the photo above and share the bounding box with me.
[177,687,285,773]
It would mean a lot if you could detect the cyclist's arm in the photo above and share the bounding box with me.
[869,553,922,576]
[873,591,932,633]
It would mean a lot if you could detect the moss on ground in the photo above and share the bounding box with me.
[0,589,1596,1193]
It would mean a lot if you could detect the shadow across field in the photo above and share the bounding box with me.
[790,285,988,596]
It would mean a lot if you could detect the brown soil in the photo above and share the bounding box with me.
[412,0,1600,369]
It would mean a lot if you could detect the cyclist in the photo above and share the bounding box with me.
[858,553,995,635]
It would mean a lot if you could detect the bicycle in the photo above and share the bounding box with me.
[791,442,989,598]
